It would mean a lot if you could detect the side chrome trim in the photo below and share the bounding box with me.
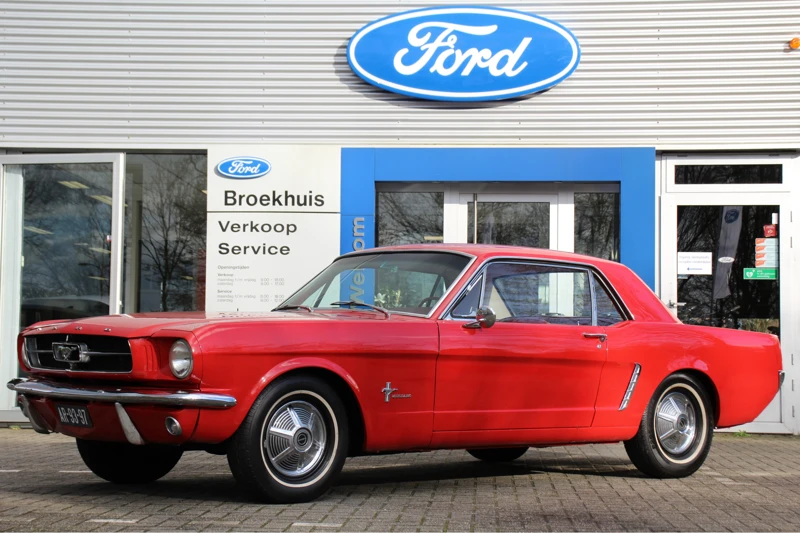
[7,378,236,409]
[619,363,642,411]
[115,402,144,445]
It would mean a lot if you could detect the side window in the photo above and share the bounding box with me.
[451,275,483,318]
[481,263,592,325]
[594,278,625,326]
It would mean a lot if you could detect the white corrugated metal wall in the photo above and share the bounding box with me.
[0,0,798,148]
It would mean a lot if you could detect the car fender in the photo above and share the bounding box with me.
[247,356,363,406]
[191,356,363,444]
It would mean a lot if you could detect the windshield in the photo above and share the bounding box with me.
[280,252,471,316]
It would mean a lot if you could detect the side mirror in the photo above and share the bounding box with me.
[463,307,496,329]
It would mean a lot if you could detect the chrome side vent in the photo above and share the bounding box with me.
[619,363,641,411]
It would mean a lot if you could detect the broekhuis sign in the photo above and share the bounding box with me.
[346,6,580,101]
[206,146,340,313]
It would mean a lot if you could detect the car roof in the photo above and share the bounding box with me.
[340,243,618,268]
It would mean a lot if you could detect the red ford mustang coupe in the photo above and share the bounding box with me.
[8,245,783,503]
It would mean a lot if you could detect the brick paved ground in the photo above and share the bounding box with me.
[0,429,799,532]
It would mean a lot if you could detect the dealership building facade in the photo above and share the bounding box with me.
[0,1,798,433]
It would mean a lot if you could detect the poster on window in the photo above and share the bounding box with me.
[205,146,341,312]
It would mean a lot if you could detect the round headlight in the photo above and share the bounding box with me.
[169,340,193,379]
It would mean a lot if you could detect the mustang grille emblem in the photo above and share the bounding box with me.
[52,343,90,364]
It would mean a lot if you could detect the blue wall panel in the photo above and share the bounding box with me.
[341,147,655,288]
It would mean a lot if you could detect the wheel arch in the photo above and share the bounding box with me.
[249,360,367,456]
[667,368,721,426]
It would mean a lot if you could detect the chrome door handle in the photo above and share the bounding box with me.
[583,333,607,342]
[667,300,686,309]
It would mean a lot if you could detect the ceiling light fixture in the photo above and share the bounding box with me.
[24,226,54,235]
[58,180,90,189]
[89,194,113,205]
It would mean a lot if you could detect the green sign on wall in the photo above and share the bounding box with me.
[743,268,777,280]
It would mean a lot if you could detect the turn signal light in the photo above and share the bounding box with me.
[790,37,800,50]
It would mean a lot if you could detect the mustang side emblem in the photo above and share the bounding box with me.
[382,382,411,402]
[382,382,398,402]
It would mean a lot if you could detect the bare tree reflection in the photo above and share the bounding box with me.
[134,154,206,312]
[377,192,443,246]
[676,165,781,185]
[574,193,619,261]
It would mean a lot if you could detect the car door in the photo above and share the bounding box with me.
[434,261,608,431]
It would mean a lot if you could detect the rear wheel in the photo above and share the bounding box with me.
[227,375,349,503]
[624,373,714,478]
[467,447,528,463]
[76,439,182,484]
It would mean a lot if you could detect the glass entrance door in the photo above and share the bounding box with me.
[660,159,796,432]
[0,154,124,414]
[456,193,558,248]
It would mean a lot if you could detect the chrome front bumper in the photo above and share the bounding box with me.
[7,378,236,409]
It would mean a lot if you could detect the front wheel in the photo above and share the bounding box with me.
[624,373,714,478]
[227,375,349,503]
[76,439,182,484]
[467,447,528,463]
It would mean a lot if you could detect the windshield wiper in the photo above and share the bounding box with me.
[274,305,313,313]
[330,301,391,318]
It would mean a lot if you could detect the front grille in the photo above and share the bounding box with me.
[25,334,132,373]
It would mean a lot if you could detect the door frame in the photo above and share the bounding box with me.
[659,154,798,434]
[0,153,125,415]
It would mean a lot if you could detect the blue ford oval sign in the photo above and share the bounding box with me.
[347,6,580,102]
[216,157,271,179]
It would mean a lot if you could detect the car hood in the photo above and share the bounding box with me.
[22,310,423,338]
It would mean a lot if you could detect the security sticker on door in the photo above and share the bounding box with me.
[677,252,713,276]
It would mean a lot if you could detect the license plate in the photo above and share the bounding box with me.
[55,404,93,428]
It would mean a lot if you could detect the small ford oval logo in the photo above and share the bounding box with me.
[216,157,271,179]
[347,6,580,102]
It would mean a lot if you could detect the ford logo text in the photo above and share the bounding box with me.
[346,6,580,102]
[216,157,272,179]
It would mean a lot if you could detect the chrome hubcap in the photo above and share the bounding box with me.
[264,400,326,478]
[656,390,697,455]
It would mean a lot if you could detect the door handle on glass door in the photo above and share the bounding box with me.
[667,300,686,309]
[582,333,607,342]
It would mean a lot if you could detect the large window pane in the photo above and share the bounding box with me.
[18,163,113,326]
[574,192,619,261]
[377,192,443,246]
[123,154,207,312]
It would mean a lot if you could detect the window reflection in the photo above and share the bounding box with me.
[675,165,781,185]
[377,192,443,246]
[123,154,207,312]
[574,193,619,261]
[19,163,114,326]
[677,205,779,334]
[468,202,549,247]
